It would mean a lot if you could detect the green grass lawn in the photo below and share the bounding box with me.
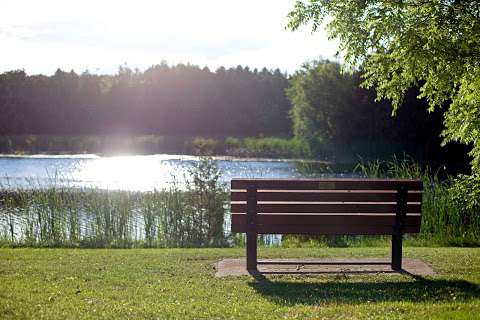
[1,247,479,319]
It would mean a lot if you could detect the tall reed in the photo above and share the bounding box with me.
[354,156,480,245]
[285,156,480,247]
[0,158,228,248]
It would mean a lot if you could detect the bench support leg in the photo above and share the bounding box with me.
[246,183,258,272]
[392,184,407,271]
[391,234,402,270]
[246,231,257,272]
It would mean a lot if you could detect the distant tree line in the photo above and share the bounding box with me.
[0,60,471,172]
[0,63,291,137]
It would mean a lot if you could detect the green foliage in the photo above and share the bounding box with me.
[224,136,241,148]
[286,60,357,144]
[225,137,311,158]
[442,70,480,173]
[285,59,457,164]
[191,137,218,155]
[450,174,480,212]
[288,0,480,174]
[448,174,480,241]
[242,137,311,158]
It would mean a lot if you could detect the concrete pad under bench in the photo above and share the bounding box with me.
[215,258,435,278]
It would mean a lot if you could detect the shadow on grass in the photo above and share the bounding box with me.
[248,274,480,305]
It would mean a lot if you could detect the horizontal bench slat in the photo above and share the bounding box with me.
[231,190,422,202]
[231,213,421,228]
[231,224,421,235]
[231,202,421,214]
[231,179,423,191]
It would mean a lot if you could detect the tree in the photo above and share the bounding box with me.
[286,59,467,167]
[287,60,358,144]
[288,0,480,174]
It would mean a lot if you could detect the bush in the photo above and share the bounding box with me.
[191,137,219,155]
[225,137,311,158]
[448,174,480,239]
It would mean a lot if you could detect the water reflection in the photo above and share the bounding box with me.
[74,155,188,190]
[0,154,335,191]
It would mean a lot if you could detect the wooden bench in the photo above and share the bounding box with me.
[230,178,423,272]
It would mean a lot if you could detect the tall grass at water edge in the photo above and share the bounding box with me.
[0,157,228,248]
[284,157,480,247]
[1,156,478,247]
[356,157,479,245]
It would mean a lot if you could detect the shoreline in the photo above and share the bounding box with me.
[0,153,331,164]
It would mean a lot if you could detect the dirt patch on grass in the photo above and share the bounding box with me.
[215,258,435,277]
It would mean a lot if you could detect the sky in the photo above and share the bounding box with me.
[0,0,339,75]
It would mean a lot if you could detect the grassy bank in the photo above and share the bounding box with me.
[0,247,479,319]
[223,137,310,158]
[0,135,311,159]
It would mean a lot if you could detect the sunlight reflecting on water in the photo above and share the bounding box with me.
[73,155,188,191]
[0,154,320,191]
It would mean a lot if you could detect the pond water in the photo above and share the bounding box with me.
[0,154,352,191]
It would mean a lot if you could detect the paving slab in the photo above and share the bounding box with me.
[215,258,435,277]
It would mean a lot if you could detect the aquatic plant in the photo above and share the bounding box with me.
[0,158,228,248]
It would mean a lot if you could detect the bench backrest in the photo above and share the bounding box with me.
[230,178,423,235]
